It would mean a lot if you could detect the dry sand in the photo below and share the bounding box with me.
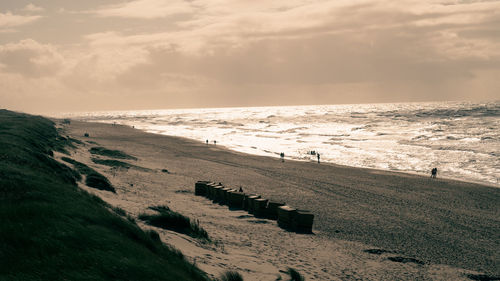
[57,120,499,280]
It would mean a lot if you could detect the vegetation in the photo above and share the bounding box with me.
[287,268,305,281]
[89,146,137,160]
[61,157,93,174]
[218,271,244,281]
[92,158,132,169]
[91,158,150,172]
[85,172,115,193]
[113,207,127,217]
[61,157,115,193]
[0,109,209,281]
[139,206,210,241]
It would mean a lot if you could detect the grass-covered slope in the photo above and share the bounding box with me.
[0,110,209,281]
[139,206,210,241]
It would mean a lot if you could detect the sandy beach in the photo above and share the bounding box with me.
[59,120,500,280]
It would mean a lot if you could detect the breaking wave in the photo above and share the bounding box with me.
[64,101,500,187]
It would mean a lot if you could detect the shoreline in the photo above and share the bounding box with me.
[139,128,500,189]
[62,120,500,279]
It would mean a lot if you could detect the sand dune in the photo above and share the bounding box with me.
[59,120,500,280]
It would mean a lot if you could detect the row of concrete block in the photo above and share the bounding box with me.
[195,181,314,233]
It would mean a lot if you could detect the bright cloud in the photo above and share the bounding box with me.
[94,0,195,19]
[22,4,45,13]
[0,12,41,28]
[0,39,64,77]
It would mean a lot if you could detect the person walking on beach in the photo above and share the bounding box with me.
[214,140,217,145]
[280,152,285,162]
[206,139,208,145]
[317,153,320,164]
[431,167,437,178]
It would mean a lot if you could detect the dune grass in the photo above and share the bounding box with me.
[91,158,150,172]
[89,146,137,160]
[92,158,132,169]
[61,157,115,193]
[287,268,305,281]
[0,109,209,281]
[139,206,210,241]
[218,271,244,281]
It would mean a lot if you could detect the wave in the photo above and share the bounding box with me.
[66,101,500,187]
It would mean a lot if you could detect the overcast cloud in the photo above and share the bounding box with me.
[0,0,499,113]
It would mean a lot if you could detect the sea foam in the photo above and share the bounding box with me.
[63,101,500,187]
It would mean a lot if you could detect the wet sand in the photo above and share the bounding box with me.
[60,120,500,280]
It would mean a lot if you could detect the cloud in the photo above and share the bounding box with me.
[78,0,500,105]
[94,0,195,19]
[0,39,64,77]
[3,0,500,113]
[0,12,41,28]
[22,4,45,13]
[84,0,500,59]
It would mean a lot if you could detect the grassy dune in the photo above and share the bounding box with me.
[139,206,210,241]
[0,110,209,281]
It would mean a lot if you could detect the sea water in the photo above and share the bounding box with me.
[64,101,499,187]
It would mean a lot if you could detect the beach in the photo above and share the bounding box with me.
[60,120,500,280]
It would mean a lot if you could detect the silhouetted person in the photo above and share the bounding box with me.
[431,167,437,178]
[214,140,217,145]
[206,139,208,145]
[280,152,285,162]
[317,153,320,164]
[239,186,243,192]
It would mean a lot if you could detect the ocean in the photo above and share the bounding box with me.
[64,101,499,187]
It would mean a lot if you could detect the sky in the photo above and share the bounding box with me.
[0,0,499,113]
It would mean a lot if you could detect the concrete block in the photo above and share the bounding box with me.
[293,210,314,233]
[220,187,232,205]
[195,181,211,196]
[277,205,297,229]
[228,191,245,209]
[253,198,269,218]
[243,194,258,211]
[266,201,286,220]
[206,183,217,200]
[247,195,261,214]
[212,185,224,203]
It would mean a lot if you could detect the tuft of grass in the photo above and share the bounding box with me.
[85,172,115,193]
[126,214,136,224]
[147,229,162,243]
[61,157,115,193]
[68,137,83,145]
[288,268,305,281]
[90,147,137,160]
[139,206,210,241]
[219,271,244,281]
[0,109,209,281]
[113,207,127,216]
[92,158,132,169]
[91,158,150,172]
[61,157,93,174]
